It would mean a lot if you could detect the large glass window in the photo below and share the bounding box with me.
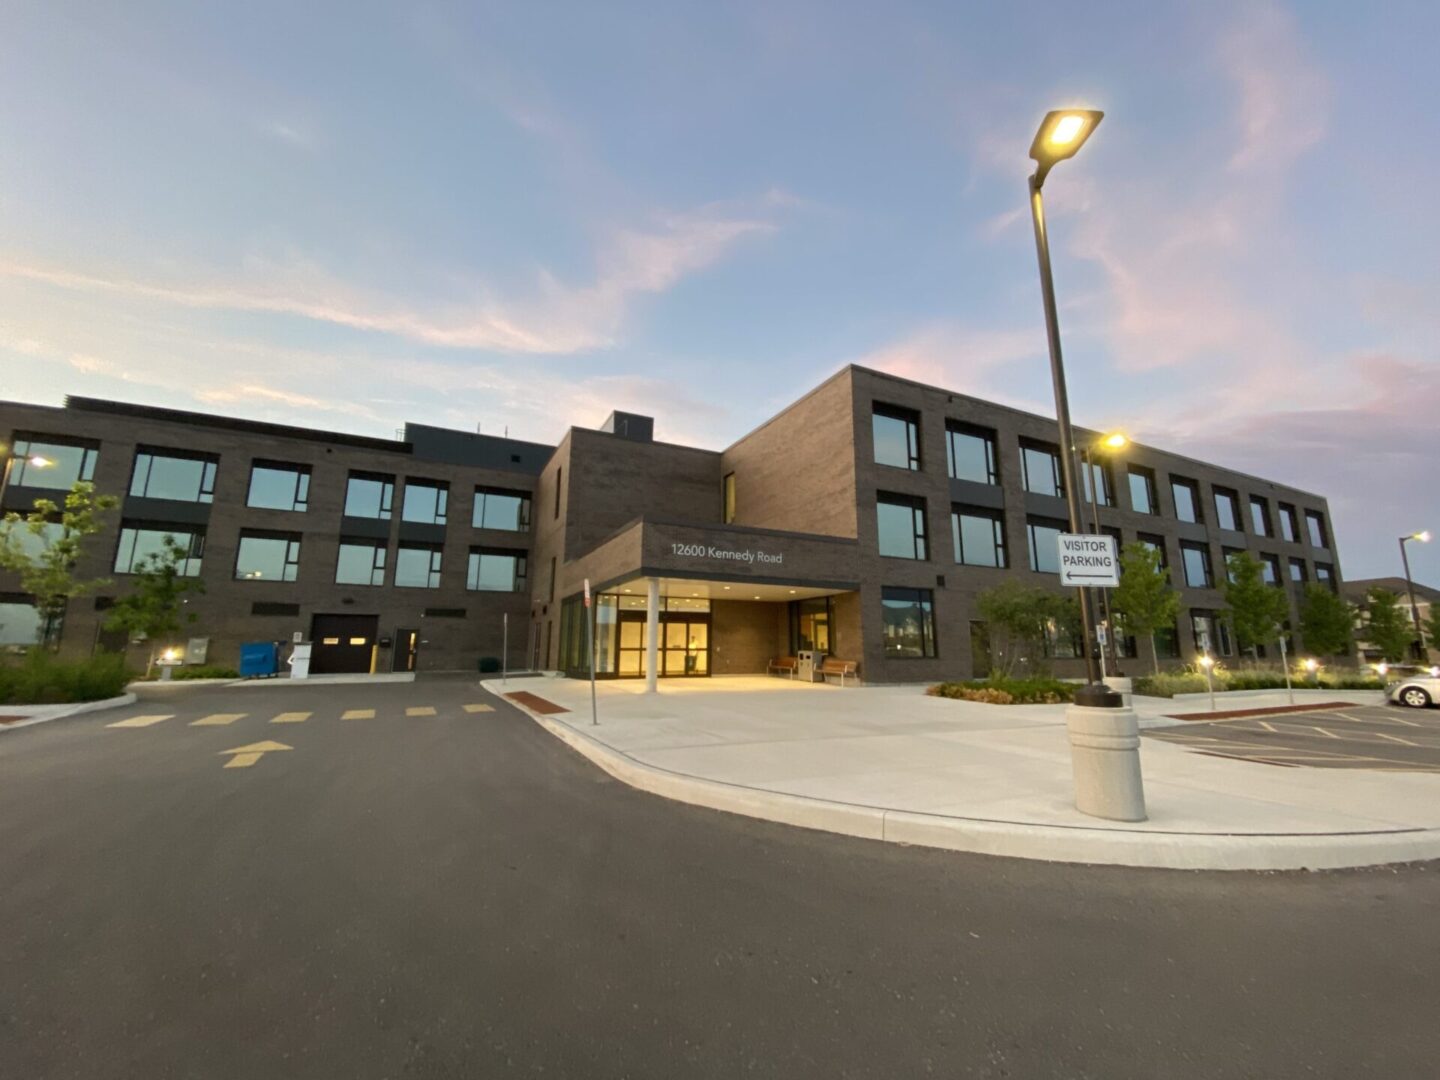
[876,494,928,560]
[335,540,386,586]
[1305,510,1328,548]
[872,404,921,470]
[467,549,528,592]
[945,422,997,485]
[1289,557,1308,584]
[130,449,217,503]
[1250,496,1272,537]
[1128,466,1157,515]
[234,532,300,582]
[1082,460,1114,507]
[1315,563,1335,591]
[401,480,448,525]
[394,544,443,588]
[114,525,205,576]
[344,472,394,519]
[881,586,936,658]
[0,598,42,646]
[1213,487,1241,532]
[472,487,531,532]
[1180,541,1213,588]
[1191,610,1233,657]
[1021,442,1064,498]
[247,462,310,512]
[1154,623,1181,660]
[1260,553,1283,585]
[1026,517,1065,573]
[1171,477,1201,524]
[1137,532,1168,566]
[952,506,1006,568]
[1278,503,1299,543]
[7,437,97,488]
[789,597,832,654]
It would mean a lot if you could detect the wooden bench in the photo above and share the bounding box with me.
[767,656,800,678]
[819,658,859,686]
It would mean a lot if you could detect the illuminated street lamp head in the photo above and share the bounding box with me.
[1412,530,1433,543]
[1099,432,1129,451]
[1303,658,1319,672]
[1029,109,1104,187]
[1198,655,1214,670]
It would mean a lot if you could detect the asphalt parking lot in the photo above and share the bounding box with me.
[1145,702,1440,772]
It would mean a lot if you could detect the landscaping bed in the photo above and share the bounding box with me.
[928,677,1077,705]
[0,652,132,705]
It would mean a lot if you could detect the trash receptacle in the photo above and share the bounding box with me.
[239,641,280,678]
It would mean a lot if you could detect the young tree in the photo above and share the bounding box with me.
[0,481,119,647]
[1363,587,1415,663]
[1424,605,1439,661]
[1297,583,1354,658]
[1223,551,1290,663]
[1109,542,1180,674]
[103,535,206,677]
[976,580,1065,677]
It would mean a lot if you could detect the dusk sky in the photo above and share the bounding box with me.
[1,1,1436,582]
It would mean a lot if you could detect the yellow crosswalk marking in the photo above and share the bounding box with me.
[190,713,246,727]
[107,714,174,728]
[270,711,311,724]
[406,706,437,717]
[463,704,494,714]
[341,709,375,720]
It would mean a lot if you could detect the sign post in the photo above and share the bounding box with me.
[584,578,598,726]
[1057,533,1120,588]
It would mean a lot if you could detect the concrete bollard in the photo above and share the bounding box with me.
[1066,704,1147,822]
[1102,676,1133,708]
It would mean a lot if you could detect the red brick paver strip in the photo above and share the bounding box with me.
[504,691,570,715]
[1168,702,1358,722]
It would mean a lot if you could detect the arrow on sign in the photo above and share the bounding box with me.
[220,740,292,769]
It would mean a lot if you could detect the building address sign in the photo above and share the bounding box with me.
[671,543,784,566]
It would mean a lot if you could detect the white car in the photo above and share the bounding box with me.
[1386,671,1440,709]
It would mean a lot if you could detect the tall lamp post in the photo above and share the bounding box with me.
[1400,530,1432,658]
[1082,431,1128,677]
[1027,108,1146,822]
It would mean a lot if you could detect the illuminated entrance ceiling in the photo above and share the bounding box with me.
[611,577,846,604]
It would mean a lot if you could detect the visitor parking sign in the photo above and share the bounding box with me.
[1057,533,1120,588]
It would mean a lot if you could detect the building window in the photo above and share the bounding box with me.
[1289,557,1308,584]
[1020,441,1064,498]
[234,532,300,582]
[1250,496,1272,537]
[467,549,528,592]
[1180,541,1213,588]
[247,462,310,512]
[946,422,997,485]
[335,540,386,586]
[7,436,98,488]
[394,544,442,588]
[114,524,205,576]
[1260,553,1283,586]
[722,473,736,524]
[789,597,832,654]
[130,449,217,503]
[0,596,42,646]
[1305,510,1328,549]
[1213,487,1241,532]
[472,487,531,531]
[1222,547,1244,582]
[1127,465,1157,515]
[1315,563,1336,591]
[952,506,1006,568]
[1026,516,1066,574]
[881,586,936,658]
[549,556,557,602]
[872,404,921,471]
[344,472,394,520]
[1278,503,1299,543]
[1043,617,1082,659]
[1082,460,1114,507]
[1171,477,1201,524]
[877,493,928,560]
[554,467,563,519]
[1137,532,1168,567]
[1154,623,1181,660]
[401,480,448,525]
[1191,610,1233,657]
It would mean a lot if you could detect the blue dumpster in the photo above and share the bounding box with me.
[239,641,280,678]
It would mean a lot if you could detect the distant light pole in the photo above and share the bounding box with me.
[1081,431,1128,678]
[1400,530,1431,658]
[1028,109,1119,710]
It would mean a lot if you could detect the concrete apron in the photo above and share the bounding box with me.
[1065,704,1146,822]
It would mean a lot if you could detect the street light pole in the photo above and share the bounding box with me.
[1081,443,1122,677]
[1399,531,1431,658]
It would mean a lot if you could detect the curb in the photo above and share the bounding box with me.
[0,693,138,733]
[485,685,1440,872]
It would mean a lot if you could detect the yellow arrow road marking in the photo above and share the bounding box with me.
[406,706,437,717]
[463,704,494,713]
[220,740,292,769]
[270,711,311,724]
[191,713,246,726]
[341,709,374,720]
[107,714,174,728]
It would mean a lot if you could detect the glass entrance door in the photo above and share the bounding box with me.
[617,612,648,677]
[663,617,709,676]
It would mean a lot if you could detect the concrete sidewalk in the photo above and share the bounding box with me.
[483,675,1440,870]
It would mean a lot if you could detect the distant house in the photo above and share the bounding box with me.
[1342,576,1439,661]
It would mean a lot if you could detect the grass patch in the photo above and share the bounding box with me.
[928,677,1078,705]
[1134,666,1386,698]
[169,665,239,681]
[0,651,132,705]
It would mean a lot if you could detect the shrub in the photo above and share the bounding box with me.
[170,665,239,681]
[1225,671,1291,692]
[0,651,132,705]
[1132,672,1210,698]
[928,677,1077,705]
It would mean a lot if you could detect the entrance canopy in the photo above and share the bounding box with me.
[610,576,846,605]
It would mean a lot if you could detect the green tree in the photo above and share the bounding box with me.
[976,581,1074,677]
[103,535,206,677]
[1363,587,1415,663]
[1424,605,1439,661]
[1297,584,1354,658]
[0,481,119,647]
[1109,542,1181,674]
[1223,551,1291,662]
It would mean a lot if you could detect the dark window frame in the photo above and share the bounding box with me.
[1127,465,1158,516]
[880,586,937,659]
[472,486,532,532]
[400,478,449,526]
[1305,510,1329,549]
[113,523,206,577]
[1250,495,1272,537]
[1020,440,1065,499]
[945,421,998,485]
[246,460,311,513]
[467,547,529,593]
[1180,540,1213,588]
[233,530,301,583]
[951,505,1007,568]
[344,471,395,520]
[876,492,929,561]
[1213,486,1242,532]
[1278,502,1299,543]
[1025,515,1068,574]
[129,446,218,504]
[872,403,922,471]
[1170,476,1202,524]
[393,542,444,589]
[335,538,387,587]
[7,434,99,488]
